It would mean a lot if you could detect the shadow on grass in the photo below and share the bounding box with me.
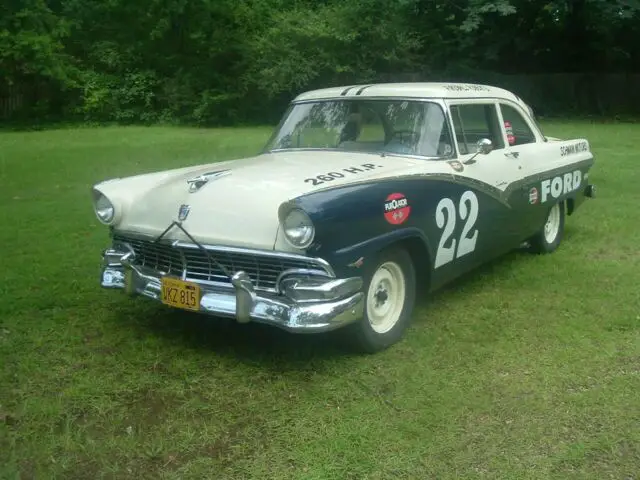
[111,300,353,364]
[107,246,534,363]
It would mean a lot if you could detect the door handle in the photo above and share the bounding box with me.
[504,151,520,159]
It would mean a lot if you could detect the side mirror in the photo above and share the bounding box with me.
[477,138,493,155]
[462,138,493,165]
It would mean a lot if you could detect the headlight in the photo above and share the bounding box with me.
[282,209,315,248]
[92,189,115,224]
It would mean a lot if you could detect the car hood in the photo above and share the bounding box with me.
[96,150,421,251]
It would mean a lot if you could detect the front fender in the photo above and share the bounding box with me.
[287,180,438,279]
[330,227,432,277]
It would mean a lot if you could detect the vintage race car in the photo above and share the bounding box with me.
[94,82,596,352]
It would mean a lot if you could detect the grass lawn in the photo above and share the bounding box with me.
[0,122,638,479]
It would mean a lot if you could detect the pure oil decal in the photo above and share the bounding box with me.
[384,193,411,225]
[504,120,516,146]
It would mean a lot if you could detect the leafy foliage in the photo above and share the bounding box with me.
[1,0,639,124]
[244,0,421,96]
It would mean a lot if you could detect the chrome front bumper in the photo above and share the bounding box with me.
[101,248,365,333]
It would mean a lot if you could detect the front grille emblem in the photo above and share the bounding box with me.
[178,204,191,221]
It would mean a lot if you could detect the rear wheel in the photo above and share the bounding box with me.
[529,201,565,253]
[343,247,416,353]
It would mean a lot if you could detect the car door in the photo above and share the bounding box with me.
[494,101,551,239]
[444,100,525,259]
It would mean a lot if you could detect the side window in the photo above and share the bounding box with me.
[450,104,505,155]
[500,104,536,146]
[383,101,454,157]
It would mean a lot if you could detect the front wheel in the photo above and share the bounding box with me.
[529,201,565,253]
[343,247,416,353]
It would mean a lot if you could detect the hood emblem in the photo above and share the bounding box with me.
[187,170,230,193]
[178,204,191,221]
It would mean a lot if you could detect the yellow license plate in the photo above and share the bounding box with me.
[160,277,201,312]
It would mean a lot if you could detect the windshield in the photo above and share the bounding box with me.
[265,99,454,158]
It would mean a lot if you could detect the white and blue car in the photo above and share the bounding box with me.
[94,82,596,352]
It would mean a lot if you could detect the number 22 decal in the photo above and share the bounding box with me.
[434,190,479,269]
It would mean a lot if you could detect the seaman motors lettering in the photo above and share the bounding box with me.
[560,141,589,157]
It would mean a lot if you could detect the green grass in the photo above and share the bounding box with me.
[1,122,638,479]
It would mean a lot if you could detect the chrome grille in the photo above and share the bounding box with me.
[113,234,331,291]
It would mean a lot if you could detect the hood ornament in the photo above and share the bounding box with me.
[177,204,191,221]
[187,170,230,193]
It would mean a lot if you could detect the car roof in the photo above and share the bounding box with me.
[293,82,523,104]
